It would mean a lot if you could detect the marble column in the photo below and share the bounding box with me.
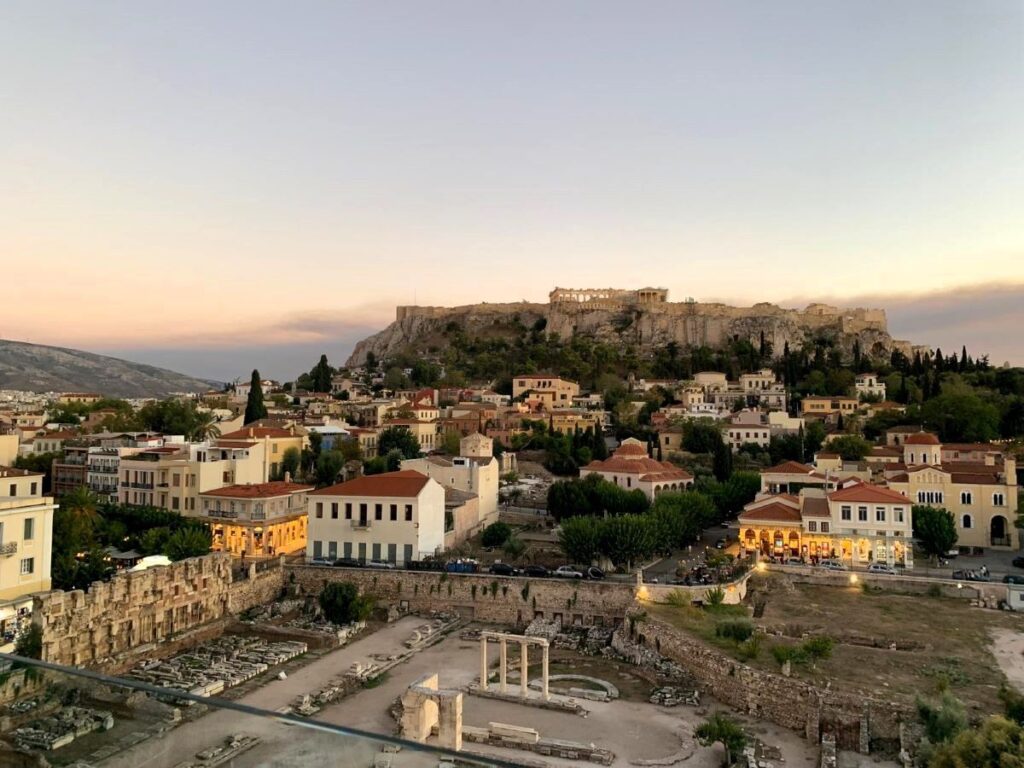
[479,637,488,690]
[520,641,529,697]
[542,644,550,700]
[499,639,507,693]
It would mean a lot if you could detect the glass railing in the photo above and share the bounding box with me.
[0,653,519,768]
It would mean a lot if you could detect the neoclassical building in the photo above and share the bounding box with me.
[579,438,693,500]
[740,482,914,568]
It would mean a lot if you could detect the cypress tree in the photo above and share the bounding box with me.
[897,374,909,404]
[244,369,268,424]
[960,346,968,373]
[934,348,944,374]
[311,354,333,392]
[852,339,862,370]
[712,440,733,482]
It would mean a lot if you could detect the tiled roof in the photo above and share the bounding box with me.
[0,466,43,478]
[763,461,814,475]
[800,496,831,518]
[613,441,648,457]
[828,483,910,504]
[310,470,432,498]
[903,433,940,445]
[740,502,802,524]
[202,482,312,499]
[221,427,297,439]
[583,456,692,479]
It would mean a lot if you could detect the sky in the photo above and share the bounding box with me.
[1,1,1022,382]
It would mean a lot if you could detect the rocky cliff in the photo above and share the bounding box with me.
[346,296,911,367]
[0,339,215,397]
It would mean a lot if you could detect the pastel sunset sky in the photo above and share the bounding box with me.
[2,1,1022,380]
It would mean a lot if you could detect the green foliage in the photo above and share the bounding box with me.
[597,514,656,568]
[315,450,346,487]
[558,516,603,563]
[704,586,726,607]
[695,712,747,767]
[921,390,1000,443]
[683,421,724,454]
[14,624,43,659]
[927,715,1024,768]
[917,691,968,746]
[1001,686,1024,726]
[377,427,422,459]
[163,526,212,561]
[547,474,650,521]
[481,522,512,547]
[913,505,959,561]
[318,582,375,625]
[243,370,268,424]
[279,447,301,480]
[503,534,526,560]
[714,618,754,643]
[802,635,834,660]
[736,635,761,661]
[13,452,62,493]
[310,354,334,393]
[827,434,873,461]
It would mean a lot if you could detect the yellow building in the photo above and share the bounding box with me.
[217,425,307,480]
[0,467,57,649]
[199,481,311,557]
[57,392,102,405]
[799,396,859,417]
[886,433,1018,550]
[512,375,580,409]
[548,409,602,435]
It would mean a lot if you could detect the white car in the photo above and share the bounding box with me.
[819,559,847,571]
[554,565,584,579]
[867,563,897,575]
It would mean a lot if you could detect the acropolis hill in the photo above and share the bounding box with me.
[345,287,912,366]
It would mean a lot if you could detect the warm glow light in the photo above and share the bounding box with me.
[756,562,767,572]
[636,586,650,601]
[849,574,858,585]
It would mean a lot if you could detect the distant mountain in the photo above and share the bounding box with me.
[0,339,217,398]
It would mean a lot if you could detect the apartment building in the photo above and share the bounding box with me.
[512,375,580,410]
[216,426,306,480]
[199,481,311,557]
[0,467,56,650]
[306,470,445,565]
[854,373,887,400]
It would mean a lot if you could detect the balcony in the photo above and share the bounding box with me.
[129,482,154,490]
[0,542,18,556]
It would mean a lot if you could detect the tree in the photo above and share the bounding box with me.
[280,446,301,480]
[315,450,346,487]
[913,505,958,563]
[827,434,872,461]
[378,427,421,459]
[921,391,1000,443]
[917,691,968,747]
[311,354,333,393]
[244,370,268,424]
[14,624,43,660]
[164,527,212,561]
[441,430,461,456]
[928,716,1024,768]
[683,421,724,454]
[481,522,512,547]
[598,514,654,569]
[559,516,602,563]
[695,712,747,767]
[191,410,221,441]
[648,492,712,548]
[319,582,375,625]
[712,441,733,482]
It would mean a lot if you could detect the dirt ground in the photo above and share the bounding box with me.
[652,576,1024,715]
[990,627,1024,693]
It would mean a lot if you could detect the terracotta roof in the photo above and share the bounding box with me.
[0,466,43,478]
[763,461,814,475]
[310,470,432,498]
[828,483,910,504]
[800,496,831,518]
[903,433,940,445]
[613,441,649,457]
[815,452,840,459]
[870,447,903,457]
[740,502,802,524]
[583,456,692,479]
[887,472,909,482]
[949,473,1004,485]
[943,443,997,453]
[202,482,312,499]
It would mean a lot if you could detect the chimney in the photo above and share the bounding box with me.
[284,471,291,483]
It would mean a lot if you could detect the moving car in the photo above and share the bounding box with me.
[714,537,729,549]
[952,569,990,582]
[523,564,551,578]
[488,562,518,577]
[1013,556,1024,569]
[1003,575,1024,585]
[554,565,584,579]
[784,558,806,567]
[585,566,606,580]
[365,560,395,569]
[867,563,897,575]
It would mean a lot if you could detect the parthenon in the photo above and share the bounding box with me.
[548,287,669,309]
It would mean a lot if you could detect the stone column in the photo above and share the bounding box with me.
[520,641,529,697]
[499,639,507,693]
[542,644,550,700]
[479,637,488,690]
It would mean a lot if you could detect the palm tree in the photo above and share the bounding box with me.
[191,411,221,441]
[57,486,100,553]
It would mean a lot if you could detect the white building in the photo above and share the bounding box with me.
[855,373,886,400]
[579,438,693,500]
[306,470,445,565]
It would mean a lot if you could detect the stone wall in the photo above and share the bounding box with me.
[625,614,908,752]
[287,566,638,627]
[33,554,234,669]
[767,564,1008,604]
[227,560,288,615]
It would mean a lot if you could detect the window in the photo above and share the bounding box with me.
[315,502,323,519]
[173,474,181,487]
[345,503,352,520]
[820,522,830,533]
[390,504,397,521]
[171,497,179,511]
[331,502,338,519]
[372,543,381,560]
[312,541,322,559]
[858,506,868,522]
[405,504,413,521]
[20,557,34,575]
[841,505,852,521]
[375,503,383,520]
[387,543,397,563]
[626,477,632,488]
[994,493,1006,507]
[962,514,973,529]
[807,521,817,532]
[343,542,353,558]
[30,482,37,495]
[403,544,413,564]
[23,518,34,541]
[328,541,338,559]
[895,507,905,523]
[272,444,279,454]
[960,491,973,505]
[875,507,886,523]
[8,484,14,496]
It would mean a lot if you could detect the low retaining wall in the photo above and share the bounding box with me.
[765,564,1007,603]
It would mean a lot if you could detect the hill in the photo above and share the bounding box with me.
[346,287,915,368]
[0,339,215,397]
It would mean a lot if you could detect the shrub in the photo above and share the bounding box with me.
[715,618,754,643]
[481,522,512,547]
[704,586,726,607]
[318,582,375,625]
[736,635,761,661]
[802,635,834,661]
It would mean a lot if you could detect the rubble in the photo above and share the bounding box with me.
[648,686,700,707]
[12,706,114,752]
[127,635,307,697]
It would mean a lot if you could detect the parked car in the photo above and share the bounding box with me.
[867,563,897,575]
[952,569,990,582]
[1003,575,1024,585]
[585,566,606,580]
[365,560,395,569]
[1013,556,1024,569]
[488,562,518,577]
[714,536,729,549]
[819,559,847,571]
[523,564,550,578]
[784,558,806,567]
[554,565,584,579]
[310,557,333,566]
[333,557,362,568]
